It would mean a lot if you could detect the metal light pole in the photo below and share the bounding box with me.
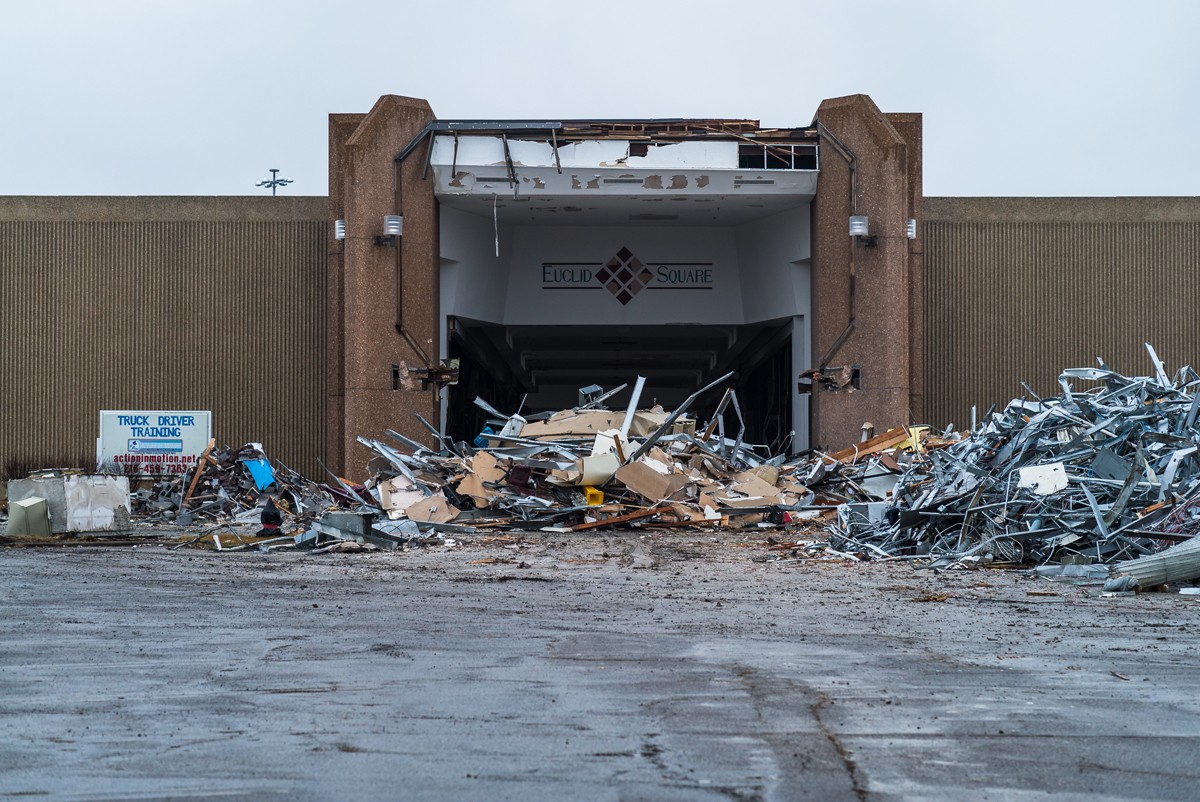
[256,168,293,196]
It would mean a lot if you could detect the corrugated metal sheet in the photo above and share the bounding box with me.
[0,200,328,478]
[924,199,1200,430]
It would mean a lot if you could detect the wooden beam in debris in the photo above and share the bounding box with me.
[181,438,216,509]
[824,428,911,464]
[570,506,665,532]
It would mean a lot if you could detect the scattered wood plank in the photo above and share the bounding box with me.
[181,438,217,509]
[570,506,664,532]
[825,427,911,464]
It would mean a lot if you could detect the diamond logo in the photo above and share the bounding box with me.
[595,247,653,305]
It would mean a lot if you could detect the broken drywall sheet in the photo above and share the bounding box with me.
[1017,463,1069,496]
[381,476,426,519]
[405,495,461,524]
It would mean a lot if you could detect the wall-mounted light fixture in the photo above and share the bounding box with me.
[849,215,876,247]
[906,218,917,240]
[334,219,346,240]
[375,214,404,246]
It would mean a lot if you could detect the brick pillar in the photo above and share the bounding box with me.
[328,95,439,478]
[810,95,922,451]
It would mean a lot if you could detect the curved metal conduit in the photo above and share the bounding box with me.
[814,120,859,370]
[390,154,435,370]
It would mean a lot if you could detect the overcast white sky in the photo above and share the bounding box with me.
[2,0,1196,197]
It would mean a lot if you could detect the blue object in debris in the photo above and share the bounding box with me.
[243,458,276,491]
[473,426,496,449]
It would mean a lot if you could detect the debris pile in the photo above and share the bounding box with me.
[832,345,1200,570]
[115,345,1200,582]
[133,442,335,527]
[355,375,831,534]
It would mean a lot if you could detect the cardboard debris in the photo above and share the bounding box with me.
[348,376,824,533]
[614,461,690,503]
[111,355,1187,580]
[519,410,626,439]
[380,476,425,519]
[731,473,784,504]
[455,450,507,509]
[578,452,622,487]
[404,495,461,524]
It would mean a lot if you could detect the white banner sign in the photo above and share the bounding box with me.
[98,410,212,476]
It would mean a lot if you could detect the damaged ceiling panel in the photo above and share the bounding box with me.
[432,136,745,171]
[424,118,819,226]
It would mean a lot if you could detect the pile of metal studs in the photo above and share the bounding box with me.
[831,345,1200,573]
[132,442,334,527]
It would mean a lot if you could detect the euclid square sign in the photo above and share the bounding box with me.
[542,246,714,306]
[97,410,212,476]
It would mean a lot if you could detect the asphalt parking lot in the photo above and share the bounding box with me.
[2,531,1198,801]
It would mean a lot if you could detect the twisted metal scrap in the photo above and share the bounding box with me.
[831,346,1200,567]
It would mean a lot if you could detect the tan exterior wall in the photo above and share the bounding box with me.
[0,196,328,478]
[923,197,1200,430]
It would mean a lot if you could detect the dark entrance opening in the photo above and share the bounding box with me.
[446,317,795,451]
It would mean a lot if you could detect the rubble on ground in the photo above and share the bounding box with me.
[131,442,337,528]
[9,345,1200,588]
[116,373,845,553]
[829,344,1200,583]
[351,374,882,540]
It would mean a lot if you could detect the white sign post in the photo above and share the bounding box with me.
[97,410,212,477]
